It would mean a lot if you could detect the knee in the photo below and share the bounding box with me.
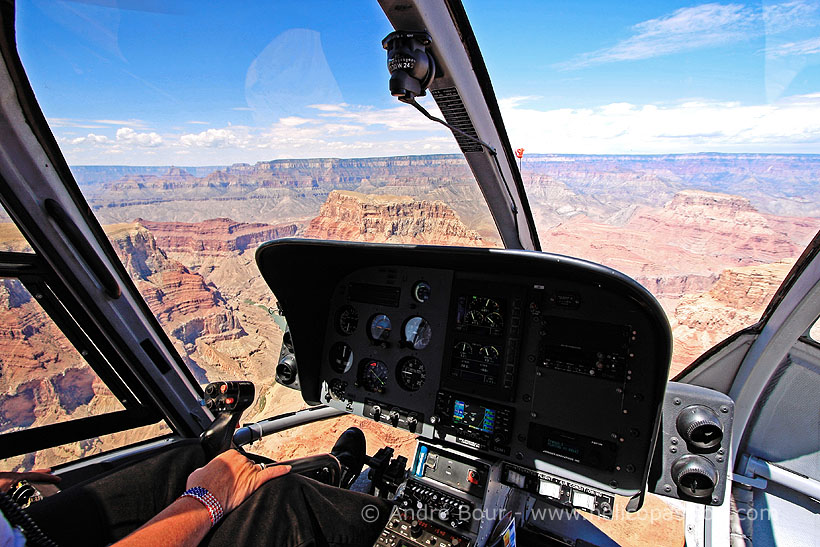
[257,471,312,496]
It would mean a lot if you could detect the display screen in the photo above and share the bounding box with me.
[527,424,617,471]
[453,399,496,434]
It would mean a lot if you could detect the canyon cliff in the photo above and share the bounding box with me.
[305,190,489,246]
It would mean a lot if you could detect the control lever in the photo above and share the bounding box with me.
[200,381,255,460]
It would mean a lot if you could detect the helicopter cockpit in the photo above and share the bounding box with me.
[1,1,819,546]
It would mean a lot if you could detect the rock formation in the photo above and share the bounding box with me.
[669,260,795,374]
[305,190,489,246]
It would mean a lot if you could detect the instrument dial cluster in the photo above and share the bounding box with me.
[321,267,453,409]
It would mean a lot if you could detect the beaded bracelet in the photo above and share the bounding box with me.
[180,486,224,527]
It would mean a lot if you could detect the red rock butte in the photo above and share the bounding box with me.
[305,190,490,246]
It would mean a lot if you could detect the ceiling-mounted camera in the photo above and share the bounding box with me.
[382,30,436,102]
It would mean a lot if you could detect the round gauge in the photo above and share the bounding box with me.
[328,379,347,400]
[466,309,483,325]
[358,359,389,393]
[480,298,500,314]
[369,314,392,341]
[397,357,426,391]
[336,305,359,336]
[413,281,432,303]
[484,312,503,328]
[455,341,473,355]
[479,345,500,360]
[329,342,354,374]
[403,316,432,350]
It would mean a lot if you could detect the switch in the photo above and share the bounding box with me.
[572,491,596,512]
[467,469,480,485]
[538,480,561,499]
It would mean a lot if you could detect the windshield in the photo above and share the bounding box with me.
[8,2,820,541]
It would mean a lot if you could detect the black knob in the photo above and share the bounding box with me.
[676,405,723,450]
[276,355,297,385]
[408,415,418,433]
[410,520,422,538]
[389,411,400,427]
[672,455,718,499]
[372,406,382,422]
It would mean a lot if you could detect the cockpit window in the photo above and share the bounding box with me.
[470,1,820,375]
[808,316,820,342]
[0,277,168,471]
[15,2,501,416]
[0,203,33,253]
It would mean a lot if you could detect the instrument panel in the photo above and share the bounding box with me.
[257,240,672,497]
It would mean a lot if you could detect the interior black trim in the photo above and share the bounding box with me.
[0,409,160,459]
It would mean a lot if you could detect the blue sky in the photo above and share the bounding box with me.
[16,0,820,165]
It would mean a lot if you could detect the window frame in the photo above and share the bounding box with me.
[0,251,164,459]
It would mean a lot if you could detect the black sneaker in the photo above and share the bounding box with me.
[331,427,367,489]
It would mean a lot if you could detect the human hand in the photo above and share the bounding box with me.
[0,469,61,491]
[185,450,290,514]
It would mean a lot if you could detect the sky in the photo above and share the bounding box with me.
[15,0,820,165]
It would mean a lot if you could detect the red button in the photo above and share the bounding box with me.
[225,397,235,404]
[220,384,227,393]
[467,470,479,484]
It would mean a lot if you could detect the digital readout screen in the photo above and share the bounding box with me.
[453,399,495,434]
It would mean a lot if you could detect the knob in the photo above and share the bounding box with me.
[408,415,418,433]
[372,406,382,422]
[672,454,718,499]
[676,405,723,450]
[410,520,422,538]
[389,410,400,427]
[438,508,449,521]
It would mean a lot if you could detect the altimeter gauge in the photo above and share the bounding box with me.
[396,357,426,391]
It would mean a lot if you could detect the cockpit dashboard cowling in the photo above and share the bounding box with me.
[256,239,672,497]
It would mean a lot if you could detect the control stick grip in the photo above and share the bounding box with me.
[200,381,255,460]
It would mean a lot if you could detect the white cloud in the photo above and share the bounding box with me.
[557,1,819,69]
[185,120,210,125]
[307,103,349,112]
[179,128,245,148]
[500,94,820,153]
[69,133,109,145]
[115,127,163,147]
[278,116,314,127]
[231,106,253,111]
[766,35,820,56]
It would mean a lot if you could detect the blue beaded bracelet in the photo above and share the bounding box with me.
[180,486,224,527]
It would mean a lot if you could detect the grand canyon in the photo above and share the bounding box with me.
[1,153,818,544]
